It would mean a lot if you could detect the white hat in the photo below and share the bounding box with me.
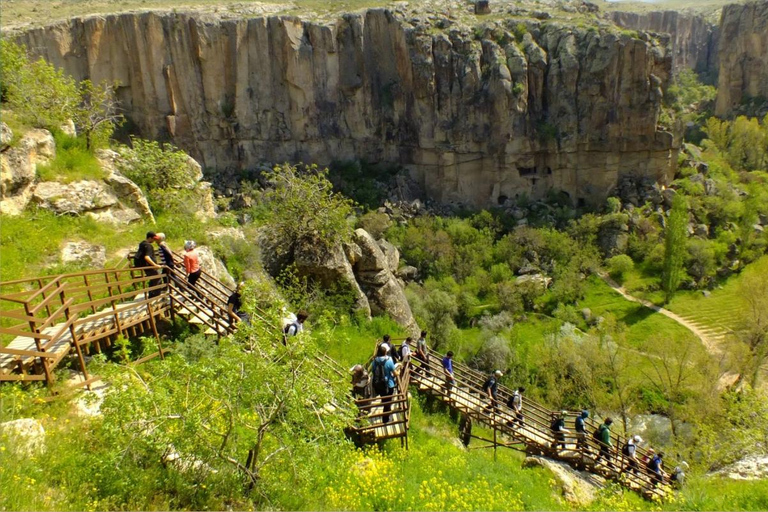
[633,435,643,443]
[184,240,196,251]
[494,370,503,377]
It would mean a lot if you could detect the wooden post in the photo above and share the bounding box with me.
[38,278,52,318]
[146,298,164,360]
[61,286,91,391]
[83,274,96,315]
[24,301,53,388]
[104,272,123,339]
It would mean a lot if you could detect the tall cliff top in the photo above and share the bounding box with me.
[0,0,746,31]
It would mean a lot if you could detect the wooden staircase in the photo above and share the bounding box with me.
[410,347,671,500]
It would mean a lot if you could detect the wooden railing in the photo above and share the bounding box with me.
[0,266,171,387]
[410,347,670,500]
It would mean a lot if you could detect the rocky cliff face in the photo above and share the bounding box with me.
[16,10,678,207]
[609,10,718,77]
[715,1,768,116]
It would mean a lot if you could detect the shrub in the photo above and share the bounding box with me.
[607,254,635,282]
[36,132,105,183]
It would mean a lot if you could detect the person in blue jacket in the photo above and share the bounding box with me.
[371,344,396,424]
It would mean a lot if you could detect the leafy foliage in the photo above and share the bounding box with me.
[258,163,355,255]
[662,194,689,303]
[72,79,123,150]
[1,40,78,130]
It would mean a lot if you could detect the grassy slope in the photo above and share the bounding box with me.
[666,255,768,333]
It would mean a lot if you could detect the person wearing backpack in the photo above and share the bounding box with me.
[400,337,412,365]
[550,411,571,451]
[283,311,308,344]
[134,232,163,298]
[483,370,503,416]
[593,417,615,470]
[648,451,666,487]
[506,387,525,429]
[575,410,589,453]
[371,345,396,423]
[621,435,643,475]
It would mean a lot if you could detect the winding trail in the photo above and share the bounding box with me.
[598,274,725,358]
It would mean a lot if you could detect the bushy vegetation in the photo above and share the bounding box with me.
[1,40,121,148]
[36,131,106,183]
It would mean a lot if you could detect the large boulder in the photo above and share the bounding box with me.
[196,245,236,289]
[352,229,419,334]
[61,241,107,268]
[32,180,119,215]
[96,149,154,222]
[711,455,768,480]
[0,128,55,215]
[377,238,400,274]
[0,418,46,457]
[294,239,371,315]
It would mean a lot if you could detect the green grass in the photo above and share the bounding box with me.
[666,255,768,334]
[35,132,106,183]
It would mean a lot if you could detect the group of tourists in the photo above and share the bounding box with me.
[134,231,201,299]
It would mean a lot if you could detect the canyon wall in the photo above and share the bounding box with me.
[715,1,768,116]
[16,10,678,207]
[609,10,718,77]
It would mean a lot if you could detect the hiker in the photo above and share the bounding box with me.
[350,364,370,399]
[593,417,615,470]
[134,231,163,298]
[183,240,202,296]
[442,351,456,397]
[415,330,430,376]
[400,337,412,365]
[622,435,643,475]
[283,310,308,342]
[575,410,589,452]
[227,282,250,325]
[371,345,396,423]
[647,451,667,487]
[670,462,688,488]
[483,370,503,415]
[550,411,571,451]
[378,334,392,358]
[154,232,175,286]
[507,387,525,428]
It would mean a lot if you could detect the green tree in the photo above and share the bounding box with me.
[260,163,355,255]
[606,254,634,283]
[662,194,689,303]
[736,273,768,388]
[1,40,78,130]
[72,79,123,150]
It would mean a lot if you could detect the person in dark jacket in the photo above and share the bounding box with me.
[483,370,503,415]
[136,232,163,298]
[575,410,589,452]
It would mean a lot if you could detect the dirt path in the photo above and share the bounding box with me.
[598,274,725,358]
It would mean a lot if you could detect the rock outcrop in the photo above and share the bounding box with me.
[711,455,768,480]
[0,127,55,215]
[0,418,46,457]
[293,228,418,333]
[715,1,768,116]
[61,241,107,267]
[15,9,678,207]
[523,455,603,506]
[609,11,718,76]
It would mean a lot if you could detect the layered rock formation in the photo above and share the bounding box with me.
[609,10,718,76]
[16,9,678,207]
[715,1,768,116]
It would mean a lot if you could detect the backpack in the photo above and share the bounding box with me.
[622,442,632,456]
[593,425,605,441]
[283,322,299,336]
[551,418,561,432]
[372,359,387,390]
